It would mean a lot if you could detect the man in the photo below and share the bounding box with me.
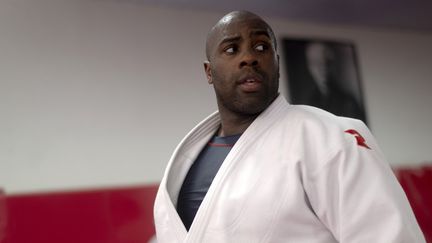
[304,42,366,121]
[154,11,425,243]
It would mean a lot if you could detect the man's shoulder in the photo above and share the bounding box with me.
[278,104,377,175]
[284,104,363,130]
[261,97,368,140]
[280,104,370,150]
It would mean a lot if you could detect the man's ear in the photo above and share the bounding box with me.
[277,54,280,79]
[203,61,212,84]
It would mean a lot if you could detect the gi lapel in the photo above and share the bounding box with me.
[158,111,221,241]
[185,95,288,242]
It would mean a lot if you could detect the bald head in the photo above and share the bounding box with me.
[205,11,277,61]
[202,10,280,120]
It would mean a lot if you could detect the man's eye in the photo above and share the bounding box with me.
[255,44,268,52]
[224,46,237,54]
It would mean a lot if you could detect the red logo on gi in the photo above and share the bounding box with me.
[344,129,371,149]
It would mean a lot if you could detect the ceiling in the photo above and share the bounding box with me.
[138,0,432,32]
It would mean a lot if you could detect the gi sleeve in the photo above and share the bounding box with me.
[304,121,426,243]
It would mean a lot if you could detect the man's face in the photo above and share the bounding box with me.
[204,15,279,116]
[306,42,336,85]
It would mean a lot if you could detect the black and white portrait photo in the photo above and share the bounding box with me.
[282,38,367,123]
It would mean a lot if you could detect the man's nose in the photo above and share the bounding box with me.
[239,50,258,68]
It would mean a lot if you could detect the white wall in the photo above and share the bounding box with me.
[1,0,431,194]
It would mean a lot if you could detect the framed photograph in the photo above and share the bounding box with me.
[282,38,367,123]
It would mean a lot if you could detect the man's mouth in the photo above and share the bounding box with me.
[238,76,262,93]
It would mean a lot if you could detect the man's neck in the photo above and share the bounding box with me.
[217,110,258,137]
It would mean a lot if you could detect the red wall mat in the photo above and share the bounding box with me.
[395,165,432,243]
[4,185,158,243]
[0,190,7,243]
[2,165,432,242]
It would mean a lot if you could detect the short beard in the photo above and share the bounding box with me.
[213,73,279,116]
[217,92,273,116]
[212,65,279,116]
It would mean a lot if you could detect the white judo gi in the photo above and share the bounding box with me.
[154,95,425,243]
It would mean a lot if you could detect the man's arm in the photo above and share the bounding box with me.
[304,121,425,242]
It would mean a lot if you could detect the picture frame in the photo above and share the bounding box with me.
[282,38,368,124]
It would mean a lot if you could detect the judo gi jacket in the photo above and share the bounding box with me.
[154,95,425,243]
